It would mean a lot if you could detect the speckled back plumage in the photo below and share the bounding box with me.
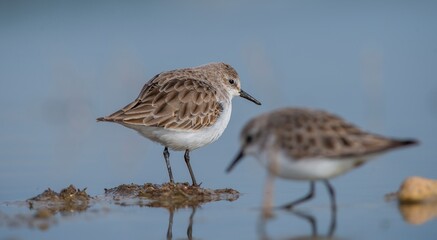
[98,63,239,131]
[242,108,416,160]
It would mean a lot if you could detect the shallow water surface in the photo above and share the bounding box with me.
[1,1,437,239]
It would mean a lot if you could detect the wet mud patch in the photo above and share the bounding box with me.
[0,183,239,231]
[1,185,94,230]
[105,182,240,209]
[103,182,239,239]
[28,184,91,212]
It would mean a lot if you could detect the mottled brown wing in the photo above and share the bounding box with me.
[100,77,223,130]
[273,108,411,159]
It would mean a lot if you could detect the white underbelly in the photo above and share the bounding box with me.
[123,103,232,151]
[258,150,366,180]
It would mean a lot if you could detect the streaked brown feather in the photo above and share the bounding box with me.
[193,91,203,105]
[257,108,417,160]
[165,90,178,103]
[99,77,223,130]
[179,103,189,119]
[179,90,195,103]
[191,103,201,115]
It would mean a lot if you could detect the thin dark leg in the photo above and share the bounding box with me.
[163,147,174,183]
[281,181,315,209]
[258,209,318,239]
[166,209,174,240]
[323,180,337,237]
[256,213,269,240]
[323,180,337,211]
[184,150,198,186]
[186,207,196,240]
[291,210,318,237]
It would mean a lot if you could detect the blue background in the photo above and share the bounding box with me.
[1,1,436,239]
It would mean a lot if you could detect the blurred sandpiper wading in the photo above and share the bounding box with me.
[227,107,417,210]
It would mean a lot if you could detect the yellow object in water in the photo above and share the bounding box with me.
[398,176,437,203]
[399,202,437,225]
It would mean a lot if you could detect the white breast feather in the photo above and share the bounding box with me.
[124,101,232,151]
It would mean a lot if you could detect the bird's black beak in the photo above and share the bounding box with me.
[239,89,261,105]
[226,149,245,173]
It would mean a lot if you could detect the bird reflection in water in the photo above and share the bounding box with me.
[256,173,339,239]
[105,183,239,240]
[258,202,338,240]
[166,207,196,240]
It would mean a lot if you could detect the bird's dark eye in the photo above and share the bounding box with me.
[246,135,253,143]
[228,79,235,84]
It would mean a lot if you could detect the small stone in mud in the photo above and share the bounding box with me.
[0,185,91,231]
[28,188,60,202]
